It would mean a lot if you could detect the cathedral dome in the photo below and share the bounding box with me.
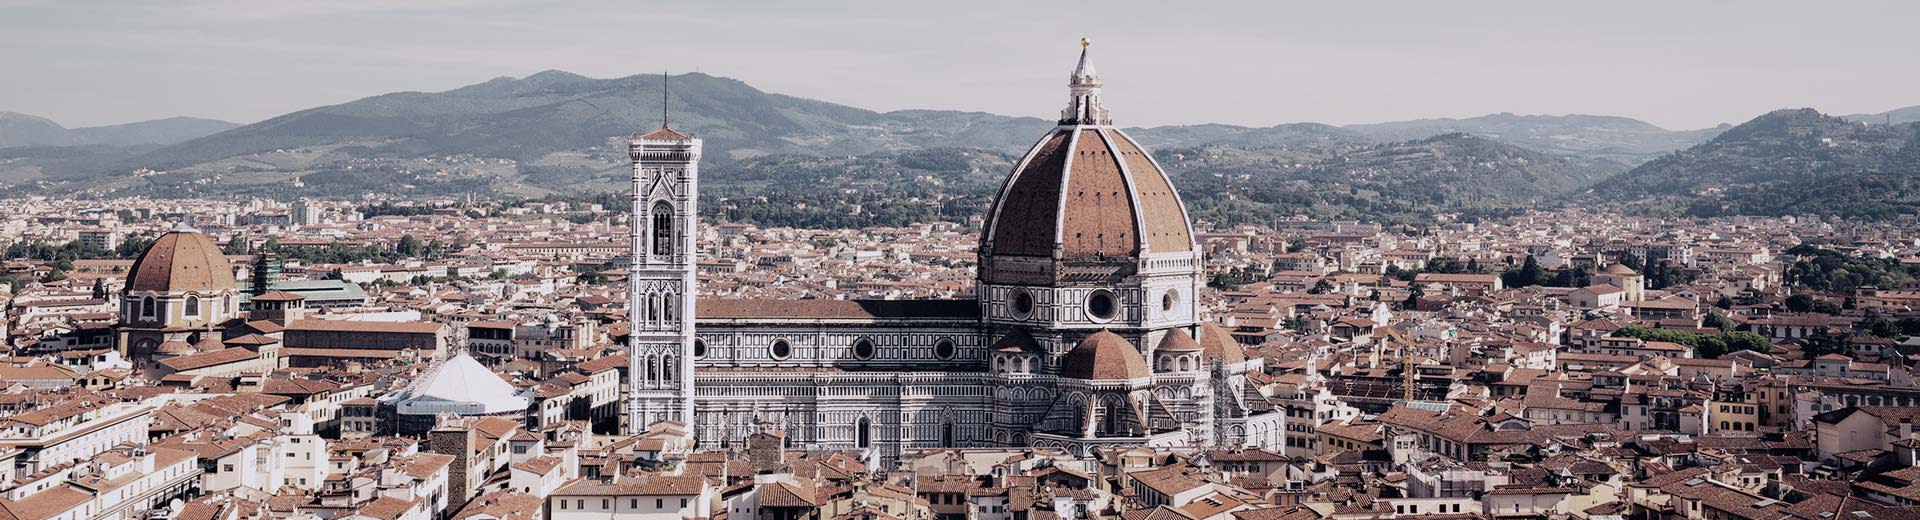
[127,226,236,293]
[1059,330,1149,380]
[980,41,1194,281]
[1197,323,1247,364]
[1156,329,1203,353]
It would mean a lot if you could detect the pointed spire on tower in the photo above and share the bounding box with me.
[1060,37,1111,126]
[633,71,692,142]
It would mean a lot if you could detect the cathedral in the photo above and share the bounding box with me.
[627,41,1283,460]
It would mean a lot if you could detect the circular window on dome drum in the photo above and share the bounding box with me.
[934,339,956,360]
[769,339,792,360]
[1086,290,1117,321]
[852,338,876,360]
[1162,290,1178,312]
[1011,289,1034,317]
[693,339,707,359]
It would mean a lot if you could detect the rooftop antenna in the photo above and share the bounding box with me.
[661,70,670,129]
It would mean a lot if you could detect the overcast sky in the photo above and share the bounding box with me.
[4,1,1917,130]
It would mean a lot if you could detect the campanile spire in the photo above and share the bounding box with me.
[1060,38,1111,125]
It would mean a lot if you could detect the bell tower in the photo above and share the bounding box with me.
[626,109,701,434]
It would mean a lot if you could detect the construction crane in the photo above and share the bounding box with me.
[1382,327,1418,402]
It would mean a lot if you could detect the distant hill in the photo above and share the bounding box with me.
[1345,112,1726,164]
[1587,108,1920,218]
[0,112,240,148]
[132,71,1053,170]
[1159,133,1627,225]
[1843,105,1920,125]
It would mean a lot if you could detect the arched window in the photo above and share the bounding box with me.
[184,295,201,317]
[941,421,956,448]
[856,417,872,448]
[661,293,674,322]
[663,355,676,381]
[140,297,156,319]
[652,201,675,257]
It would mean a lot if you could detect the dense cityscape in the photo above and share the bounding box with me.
[4,6,1920,520]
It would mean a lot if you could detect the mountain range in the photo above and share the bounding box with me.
[1586,108,1919,219]
[1,70,1914,226]
[0,112,239,148]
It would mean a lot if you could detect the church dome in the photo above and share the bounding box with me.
[1197,322,1247,364]
[127,226,236,293]
[980,41,1194,283]
[1059,330,1149,380]
[1600,263,1640,275]
[1156,329,1203,352]
[391,351,529,415]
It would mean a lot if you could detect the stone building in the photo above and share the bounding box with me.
[627,41,1283,460]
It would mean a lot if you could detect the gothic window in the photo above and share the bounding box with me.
[185,295,201,317]
[933,339,956,360]
[651,201,674,257]
[941,421,956,448]
[140,297,156,319]
[1100,400,1120,435]
[661,293,675,322]
[664,355,676,381]
[856,417,872,448]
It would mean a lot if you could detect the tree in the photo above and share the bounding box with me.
[1619,254,1645,273]
[1403,283,1426,309]
[1308,279,1334,294]
[1704,312,1735,332]
[396,235,423,257]
[1785,294,1817,313]
[1723,331,1771,355]
[113,237,152,259]
[1502,255,1548,288]
[91,278,108,299]
[1900,317,1920,336]
[1714,295,1734,309]
[223,234,252,255]
[42,267,66,283]
[1695,335,1729,359]
[1864,319,1900,338]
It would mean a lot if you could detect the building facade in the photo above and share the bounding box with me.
[629,42,1282,460]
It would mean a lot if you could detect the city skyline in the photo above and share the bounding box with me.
[5,1,1920,130]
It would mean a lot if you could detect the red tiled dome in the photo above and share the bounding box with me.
[983,128,1192,260]
[979,43,1193,285]
[1059,330,1149,380]
[1197,323,1247,364]
[127,228,236,293]
[1156,329,1204,353]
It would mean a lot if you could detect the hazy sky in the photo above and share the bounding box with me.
[4,1,1917,130]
